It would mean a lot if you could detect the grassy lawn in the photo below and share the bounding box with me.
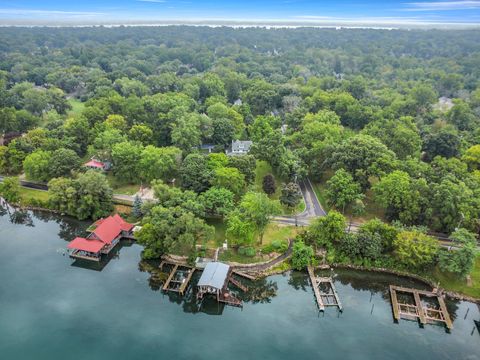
[67,98,85,117]
[19,188,50,204]
[431,256,480,298]
[205,218,227,248]
[106,173,140,195]
[261,223,299,247]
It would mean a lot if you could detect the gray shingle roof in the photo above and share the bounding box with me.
[197,262,230,289]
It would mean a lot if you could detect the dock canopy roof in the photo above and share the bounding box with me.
[197,262,230,290]
[67,237,105,253]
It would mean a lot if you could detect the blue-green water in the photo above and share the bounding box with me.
[1,208,480,360]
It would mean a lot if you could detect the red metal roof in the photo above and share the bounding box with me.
[112,214,134,232]
[84,160,105,169]
[91,215,133,244]
[68,215,133,252]
[67,237,105,253]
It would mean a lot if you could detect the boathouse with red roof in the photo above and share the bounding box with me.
[67,214,134,262]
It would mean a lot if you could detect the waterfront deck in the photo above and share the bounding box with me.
[389,285,453,330]
[69,250,101,262]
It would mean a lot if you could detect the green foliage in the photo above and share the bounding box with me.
[359,218,399,252]
[212,167,245,198]
[394,231,439,269]
[280,182,302,209]
[199,186,234,218]
[132,195,143,218]
[309,210,346,248]
[291,240,315,270]
[48,171,113,220]
[262,173,276,195]
[48,148,81,179]
[327,134,396,189]
[23,150,52,182]
[137,205,214,259]
[139,146,182,183]
[326,169,363,213]
[439,228,477,277]
[0,176,20,203]
[111,141,142,183]
[180,153,212,193]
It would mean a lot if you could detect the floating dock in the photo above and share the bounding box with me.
[389,285,453,330]
[308,266,342,311]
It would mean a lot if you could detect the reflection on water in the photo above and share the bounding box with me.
[138,261,279,314]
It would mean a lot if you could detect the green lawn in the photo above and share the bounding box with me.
[19,188,50,204]
[67,98,85,117]
[431,256,480,298]
[205,218,227,248]
[106,173,140,195]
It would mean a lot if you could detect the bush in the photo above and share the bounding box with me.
[262,239,289,254]
[238,246,256,257]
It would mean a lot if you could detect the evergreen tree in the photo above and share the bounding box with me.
[132,195,143,218]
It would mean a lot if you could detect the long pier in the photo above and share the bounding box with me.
[389,285,453,330]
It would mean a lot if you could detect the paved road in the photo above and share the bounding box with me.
[274,177,326,226]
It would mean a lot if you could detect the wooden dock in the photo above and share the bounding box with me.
[389,285,453,330]
[162,264,179,291]
[229,276,248,292]
[178,268,195,295]
[161,263,196,296]
[308,266,324,311]
[232,269,256,281]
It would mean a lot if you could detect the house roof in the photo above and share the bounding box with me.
[197,262,230,290]
[84,160,105,169]
[67,237,105,253]
[231,140,252,152]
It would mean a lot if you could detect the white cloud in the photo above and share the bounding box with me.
[405,1,480,11]
[0,8,105,17]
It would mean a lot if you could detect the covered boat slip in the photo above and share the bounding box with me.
[67,215,135,262]
[389,285,453,330]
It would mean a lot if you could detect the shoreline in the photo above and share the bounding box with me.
[4,203,479,303]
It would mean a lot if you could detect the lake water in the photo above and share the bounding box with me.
[1,207,480,360]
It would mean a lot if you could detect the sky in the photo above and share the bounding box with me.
[0,0,479,27]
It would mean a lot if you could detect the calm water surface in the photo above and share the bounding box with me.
[1,208,480,360]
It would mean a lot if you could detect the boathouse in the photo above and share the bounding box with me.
[197,262,243,307]
[67,214,134,261]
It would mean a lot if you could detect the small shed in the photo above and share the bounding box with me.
[197,262,230,297]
